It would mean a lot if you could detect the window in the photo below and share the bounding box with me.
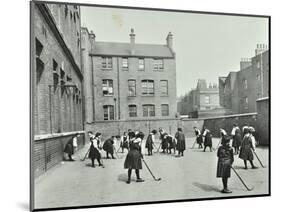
[35,38,44,83]
[161,104,169,116]
[64,5,68,18]
[143,104,155,117]
[243,79,248,89]
[128,80,136,96]
[244,97,248,109]
[160,80,168,96]
[102,79,113,96]
[141,80,154,96]
[257,74,261,80]
[257,61,261,69]
[122,58,128,69]
[103,105,114,120]
[153,59,164,71]
[101,57,113,69]
[129,105,137,117]
[204,95,210,104]
[138,58,144,70]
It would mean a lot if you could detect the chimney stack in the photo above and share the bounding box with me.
[130,28,135,44]
[255,43,268,56]
[166,32,173,49]
[240,58,251,70]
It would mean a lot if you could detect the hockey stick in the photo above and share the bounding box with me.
[80,148,90,161]
[142,158,161,181]
[231,166,254,191]
[253,151,265,168]
[190,139,197,149]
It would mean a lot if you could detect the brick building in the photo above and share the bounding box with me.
[219,44,269,114]
[31,2,84,177]
[177,79,223,118]
[81,28,177,124]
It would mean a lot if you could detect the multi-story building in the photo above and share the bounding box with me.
[32,2,84,177]
[177,79,223,118]
[219,44,269,114]
[81,28,177,123]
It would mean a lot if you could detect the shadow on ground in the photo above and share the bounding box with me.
[192,182,221,192]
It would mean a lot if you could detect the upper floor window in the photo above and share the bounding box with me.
[257,74,261,80]
[138,58,145,71]
[244,97,248,109]
[160,80,168,96]
[243,79,248,89]
[122,58,128,69]
[103,105,114,120]
[102,79,113,96]
[257,61,261,69]
[141,80,154,96]
[128,105,137,117]
[143,104,155,117]
[161,104,169,116]
[204,95,210,104]
[128,80,136,96]
[153,59,164,71]
[101,57,112,69]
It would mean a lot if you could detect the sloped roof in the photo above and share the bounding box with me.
[90,42,175,58]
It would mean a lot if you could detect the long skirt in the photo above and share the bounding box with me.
[216,159,232,178]
[89,147,101,160]
[204,136,212,147]
[196,135,203,144]
[124,149,142,169]
[239,147,254,161]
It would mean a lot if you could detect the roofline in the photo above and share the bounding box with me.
[89,53,175,59]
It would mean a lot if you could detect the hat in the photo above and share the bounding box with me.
[249,126,255,133]
[95,132,101,137]
[152,129,157,134]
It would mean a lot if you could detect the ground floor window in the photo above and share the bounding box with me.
[161,104,169,116]
[103,105,114,120]
[128,105,137,117]
[143,104,155,117]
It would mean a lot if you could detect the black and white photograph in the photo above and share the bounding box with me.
[30,1,270,211]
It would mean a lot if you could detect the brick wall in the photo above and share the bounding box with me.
[33,4,83,135]
[256,98,269,145]
[85,119,180,140]
[33,132,85,178]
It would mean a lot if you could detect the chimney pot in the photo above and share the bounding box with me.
[130,28,135,44]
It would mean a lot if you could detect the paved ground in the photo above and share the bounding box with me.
[34,137,269,209]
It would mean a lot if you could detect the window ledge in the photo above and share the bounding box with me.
[101,68,113,71]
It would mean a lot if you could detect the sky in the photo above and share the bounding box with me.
[81,6,268,97]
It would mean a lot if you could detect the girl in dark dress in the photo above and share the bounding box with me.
[103,136,115,159]
[145,130,157,155]
[88,132,103,168]
[64,137,75,161]
[203,127,213,152]
[194,127,203,149]
[239,127,257,169]
[217,136,234,193]
[124,132,145,184]
[175,128,186,156]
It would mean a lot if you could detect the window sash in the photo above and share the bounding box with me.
[141,80,154,95]
[153,59,164,70]
[102,80,113,96]
[128,80,136,96]
[161,105,169,116]
[129,105,137,117]
[138,59,144,70]
[104,105,114,120]
[102,57,113,69]
[160,80,168,95]
[122,58,128,69]
[143,105,155,117]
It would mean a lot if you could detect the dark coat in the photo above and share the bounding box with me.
[124,139,142,170]
[196,135,203,144]
[120,136,129,149]
[216,145,234,178]
[239,134,254,161]
[167,136,176,149]
[232,128,242,148]
[204,131,212,147]
[64,139,74,155]
[103,138,114,154]
[145,134,154,150]
[175,131,186,151]
[88,139,101,160]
